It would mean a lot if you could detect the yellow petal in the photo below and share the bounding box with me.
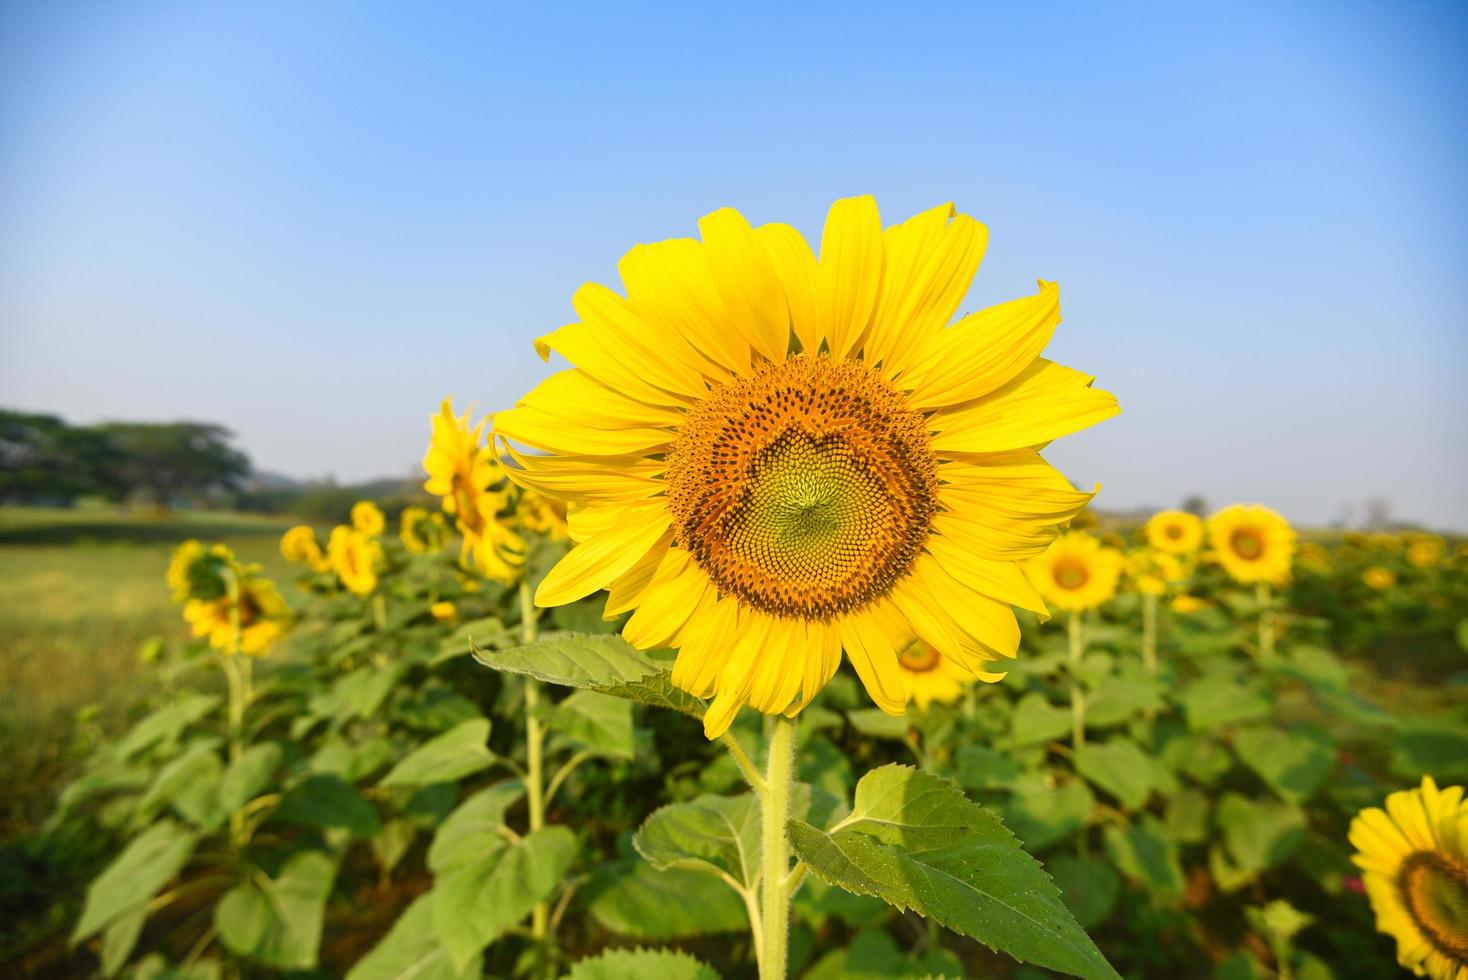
[818,195,884,359]
[672,595,737,699]
[756,222,822,356]
[930,359,1120,454]
[622,554,713,650]
[603,535,674,619]
[619,238,748,377]
[535,319,691,408]
[924,535,1050,619]
[573,283,715,400]
[839,603,907,715]
[517,368,682,429]
[535,502,671,606]
[699,207,789,363]
[494,405,672,457]
[498,439,664,504]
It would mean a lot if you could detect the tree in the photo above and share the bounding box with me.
[95,422,250,507]
[0,410,121,504]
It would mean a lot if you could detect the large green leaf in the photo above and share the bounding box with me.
[100,906,145,978]
[215,850,337,970]
[474,632,704,718]
[308,662,406,723]
[566,948,720,980]
[1048,856,1120,931]
[1232,726,1334,803]
[955,744,1021,791]
[1008,693,1072,746]
[73,819,198,942]
[113,694,220,760]
[1101,817,1184,899]
[583,861,750,939]
[431,826,577,970]
[1002,779,1095,851]
[219,742,283,813]
[1180,677,1271,730]
[274,774,381,838]
[550,690,635,760]
[426,781,526,872]
[1216,793,1306,874]
[1074,738,1154,810]
[789,766,1119,980]
[379,718,494,788]
[634,792,762,891]
[345,892,479,980]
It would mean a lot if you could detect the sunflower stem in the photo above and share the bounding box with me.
[722,731,768,795]
[371,592,387,632]
[518,579,551,972]
[1141,591,1158,674]
[1068,611,1086,750]
[1256,582,1275,662]
[760,714,797,980]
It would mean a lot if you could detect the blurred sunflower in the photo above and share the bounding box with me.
[329,526,384,596]
[430,600,458,622]
[496,196,1118,737]
[1144,510,1203,554]
[183,574,290,656]
[351,500,386,536]
[1349,776,1468,980]
[167,540,237,603]
[423,398,526,583]
[518,491,570,541]
[896,640,978,710]
[1206,504,1295,585]
[280,525,329,572]
[1364,566,1397,591]
[400,505,449,554]
[1124,548,1184,596]
[1170,594,1207,614]
[1297,541,1332,573]
[1408,535,1447,569]
[1025,532,1123,612]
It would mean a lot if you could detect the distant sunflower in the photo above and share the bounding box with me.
[1408,535,1446,569]
[167,540,237,603]
[1349,776,1468,980]
[1364,566,1397,591]
[351,501,386,536]
[183,574,290,656]
[329,526,384,596]
[422,398,525,583]
[400,506,449,554]
[1170,594,1207,614]
[1025,532,1123,612]
[518,491,570,542]
[280,525,329,572]
[1144,510,1203,554]
[897,640,984,710]
[1207,504,1295,585]
[1124,547,1184,596]
[496,196,1118,737]
[430,600,459,622]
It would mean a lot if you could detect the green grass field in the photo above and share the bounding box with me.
[0,506,302,839]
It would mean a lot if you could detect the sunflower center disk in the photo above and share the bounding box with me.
[898,641,942,673]
[1231,528,1265,560]
[666,355,937,619]
[1055,559,1091,591]
[1400,852,1468,961]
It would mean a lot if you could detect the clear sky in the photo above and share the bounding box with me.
[2,1,1465,528]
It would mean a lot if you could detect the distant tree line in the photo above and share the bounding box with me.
[1,408,249,508]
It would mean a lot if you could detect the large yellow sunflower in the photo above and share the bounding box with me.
[1024,532,1123,612]
[423,398,526,583]
[1207,504,1295,585]
[495,197,1118,738]
[183,574,290,656]
[329,526,384,596]
[1144,510,1203,554]
[1349,776,1468,980]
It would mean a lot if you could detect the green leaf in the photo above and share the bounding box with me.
[955,745,1021,791]
[114,694,220,760]
[310,734,394,782]
[583,861,749,939]
[1233,727,1334,803]
[309,662,406,723]
[1008,693,1072,746]
[215,850,337,970]
[219,742,283,813]
[1216,794,1306,874]
[431,826,577,971]
[1101,817,1184,899]
[1273,645,1348,692]
[394,688,481,733]
[473,632,704,718]
[345,892,479,980]
[1163,789,1212,845]
[1002,779,1095,851]
[1048,856,1120,930]
[847,708,912,740]
[1391,725,1468,783]
[138,740,225,828]
[566,948,720,980]
[634,792,762,890]
[73,819,198,942]
[803,928,962,979]
[550,690,635,760]
[789,765,1119,980]
[435,616,514,666]
[274,774,381,838]
[131,954,222,980]
[1074,738,1154,810]
[426,781,525,872]
[1180,678,1271,730]
[379,718,494,788]
[1085,671,1164,727]
[100,906,145,978]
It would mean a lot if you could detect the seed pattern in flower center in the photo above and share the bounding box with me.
[1398,851,1468,962]
[666,355,937,619]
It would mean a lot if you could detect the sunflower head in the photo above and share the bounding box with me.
[183,573,290,657]
[1408,535,1447,569]
[496,196,1117,737]
[423,398,526,583]
[1025,532,1123,612]
[351,501,386,537]
[430,600,458,622]
[400,506,449,554]
[1297,541,1332,572]
[328,526,385,596]
[167,540,239,604]
[1170,593,1207,614]
[1349,776,1468,980]
[1363,566,1397,591]
[1124,548,1185,596]
[1144,510,1204,554]
[1206,504,1295,586]
[280,525,328,572]
[896,639,995,710]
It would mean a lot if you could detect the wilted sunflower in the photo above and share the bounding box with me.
[1024,532,1123,613]
[1144,510,1203,554]
[896,640,979,710]
[351,500,386,536]
[1206,504,1295,585]
[495,196,1117,737]
[400,505,449,554]
[423,398,526,583]
[1364,566,1397,591]
[183,574,290,656]
[280,525,329,572]
[329,526,384,596]
[1349,776,1468,980]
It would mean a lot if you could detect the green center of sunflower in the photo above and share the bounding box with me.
[1398,851,1468,962]
[1231,528,1265,560]
[1054,558,1090,591]
[666,355,937,619]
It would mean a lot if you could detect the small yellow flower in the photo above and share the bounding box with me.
[351,501,386,536]
[1364,566,1397,591]
[1206,504,1295,585]
[1025,532,1123,612]
[897,640,988,709]
[329,526,384,596]
[430,600,458,622]
[167,540,238,603]
[400,506,449,554]
[183,574,290,656]
[1124,548,1184,596]
[423,398,526,583]
[1170,594,1207,614]
[1408,535,1447,569]
[1144,510,1204,554]
[1349,776,1468,980]
[280,525,329,572]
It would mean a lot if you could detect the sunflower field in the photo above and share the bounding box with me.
[19,199,1468,980]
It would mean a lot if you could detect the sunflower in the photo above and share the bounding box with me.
[1144,510,1203,554]
[1124,547,1184,596]
[1206,504,1295,585]
[1349,776,1468,980]
[1408,535,1447,569]
[167,540,237,603]
[351,501,386,536]
[1024,532,1123,613]
[1170,593,1207,614]
[329,526,384,596]
[423,398,526,583]
[183,574,290,656]
[280,525,329,572]
[518,491,570,542]
[430,600,459,622]
[896,639,983,710]
[400,506,449,554]
[1364,566,1397,591]
[494,197,1117,738]
[1297,541,1332,573]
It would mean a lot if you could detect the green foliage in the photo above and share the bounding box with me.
[566,948,720,980]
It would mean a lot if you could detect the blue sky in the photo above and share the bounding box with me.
[2,1,1465,528]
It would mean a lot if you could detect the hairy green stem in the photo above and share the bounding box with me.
[517,579,551,972]
[760,715,797,979]
[1068,611,1086,749]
